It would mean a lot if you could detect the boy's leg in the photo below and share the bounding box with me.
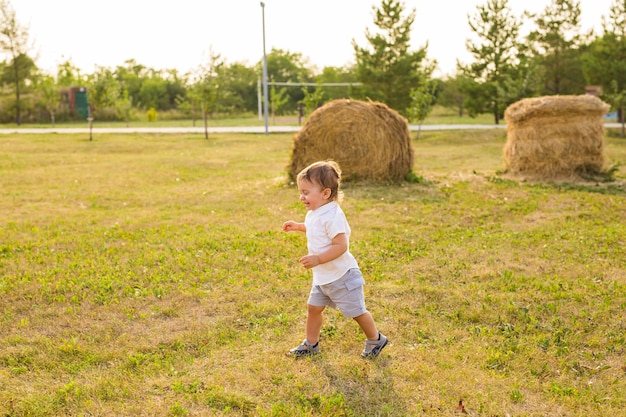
[290,304,325,357]
[306,304,325,344]
[353,311,378,340]
[354,312,388,358]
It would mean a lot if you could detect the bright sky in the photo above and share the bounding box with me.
[10,0,615,78]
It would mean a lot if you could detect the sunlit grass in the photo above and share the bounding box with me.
[0,130,625,416]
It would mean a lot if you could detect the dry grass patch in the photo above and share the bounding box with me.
[0,131,625,416]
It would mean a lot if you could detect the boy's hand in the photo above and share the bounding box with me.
[282,221,301,232]
[299,255,320,269]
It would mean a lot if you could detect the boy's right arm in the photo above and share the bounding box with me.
[282,221,306,233]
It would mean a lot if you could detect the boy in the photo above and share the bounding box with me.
[282,160,388,358]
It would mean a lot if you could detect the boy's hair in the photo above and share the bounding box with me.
[297,160,343,202]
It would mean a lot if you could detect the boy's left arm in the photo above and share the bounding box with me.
[299,233,347,269]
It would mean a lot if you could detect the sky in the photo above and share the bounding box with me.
[10,0,615,78]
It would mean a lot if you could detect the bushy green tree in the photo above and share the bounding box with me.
[526,0,588,95]
[353,0,433,115]
[215,62,257,114]
[138,74,168,110]
[459,0,522,124]
[114,61,185,112]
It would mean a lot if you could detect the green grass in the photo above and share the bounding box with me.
[1,130,625,416]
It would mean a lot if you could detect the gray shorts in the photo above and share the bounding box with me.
[308,268,367,318]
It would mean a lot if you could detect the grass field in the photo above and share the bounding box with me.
[1,129,625,416]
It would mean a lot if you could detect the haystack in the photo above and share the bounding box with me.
[289,99,414,181]
[503,95,610,180]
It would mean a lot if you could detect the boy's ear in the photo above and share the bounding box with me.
[323,188,332,199]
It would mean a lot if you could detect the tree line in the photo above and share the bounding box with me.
[0,0,625,129]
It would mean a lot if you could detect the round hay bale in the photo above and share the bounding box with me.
[289,99,414,182]
[503,95,610,180]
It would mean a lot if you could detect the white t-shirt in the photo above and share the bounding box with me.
[304,201,359,285]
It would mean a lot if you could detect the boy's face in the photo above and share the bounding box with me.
[297,178,331,211]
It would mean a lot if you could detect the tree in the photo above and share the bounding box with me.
[56,59,84,88]
[115,59,147,108]
[214,62,258,114]
[114,87,134,127]
[262,48,314,112]
[113,60,185,112]
[459,0,522,124]
[300,85,325,116]
[526,0,588,95]
[270,84,288,123]
[0,0,31,125]
[407,79,438,139]
[37,74,60,126]
[353,0,433,115]
[606,80,626,137]
[437,74,472,117]
[1,52,36,121]
[313,65,363,102]
[582,0,626,136]
[138,74,168,110]
[86,66,118,120]
[192,49,223,139]
[162,69,186,111]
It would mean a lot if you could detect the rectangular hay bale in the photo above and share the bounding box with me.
[503,95,610,179]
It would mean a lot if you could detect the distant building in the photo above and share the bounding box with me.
[68,87,90,119]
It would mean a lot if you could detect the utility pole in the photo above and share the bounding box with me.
[260,2,269,135]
